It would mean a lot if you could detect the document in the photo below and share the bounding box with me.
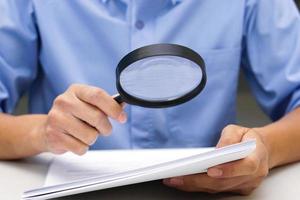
[23,140,256,200]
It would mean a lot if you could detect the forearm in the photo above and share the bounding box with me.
[0,113,47,160]
[256,107,300,169]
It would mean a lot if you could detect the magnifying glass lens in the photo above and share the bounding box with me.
[115,44,206,108]
[120,56,203,102]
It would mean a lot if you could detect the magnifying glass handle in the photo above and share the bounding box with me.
[113,94,123,104]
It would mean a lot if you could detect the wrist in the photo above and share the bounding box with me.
[253,126,278,169]
[27,115,48,154]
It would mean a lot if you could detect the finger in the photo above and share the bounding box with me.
[46,127,89,155]
[50,109,99,146]
[70,98,113,136]
[62,113,100,146]
[217,125,250,148]
[207,154,260,178]
[70,84,126,122]
[121,102,126,109]
[209,129,267,178]
[163,173,248,193]
[58,132,89,155]
[163,178,216,193]
[229,185,258,195]
[228,177,263,195]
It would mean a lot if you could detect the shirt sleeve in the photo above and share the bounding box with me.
[0,0,38,113]
[242,0,300,121]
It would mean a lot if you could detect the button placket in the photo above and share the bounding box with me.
[129,9,156,148]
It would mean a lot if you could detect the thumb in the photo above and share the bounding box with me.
[216,124,250,148]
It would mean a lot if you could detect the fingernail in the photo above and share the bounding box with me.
[118,112,127,123]
[167,178,184,186]
[207,168,223,177]
[90,136,98,144]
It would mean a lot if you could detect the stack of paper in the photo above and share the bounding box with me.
[23,140,256,200]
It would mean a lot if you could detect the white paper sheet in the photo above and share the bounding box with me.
[23,140,256,200]
[44,148,213,186]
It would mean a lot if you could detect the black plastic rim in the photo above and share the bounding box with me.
[116,43,207,108]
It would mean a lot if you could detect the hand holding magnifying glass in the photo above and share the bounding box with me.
[114,44,207,108]
[41,44,206,156]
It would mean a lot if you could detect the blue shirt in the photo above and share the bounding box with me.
[0,0,300,149]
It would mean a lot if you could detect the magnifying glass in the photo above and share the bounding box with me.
[114,44,207,108]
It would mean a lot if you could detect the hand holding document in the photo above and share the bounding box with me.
[23,140,256,200]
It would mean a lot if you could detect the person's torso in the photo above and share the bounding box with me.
[30,0,245,149]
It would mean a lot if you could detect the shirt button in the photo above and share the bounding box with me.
[135,20,144,30]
